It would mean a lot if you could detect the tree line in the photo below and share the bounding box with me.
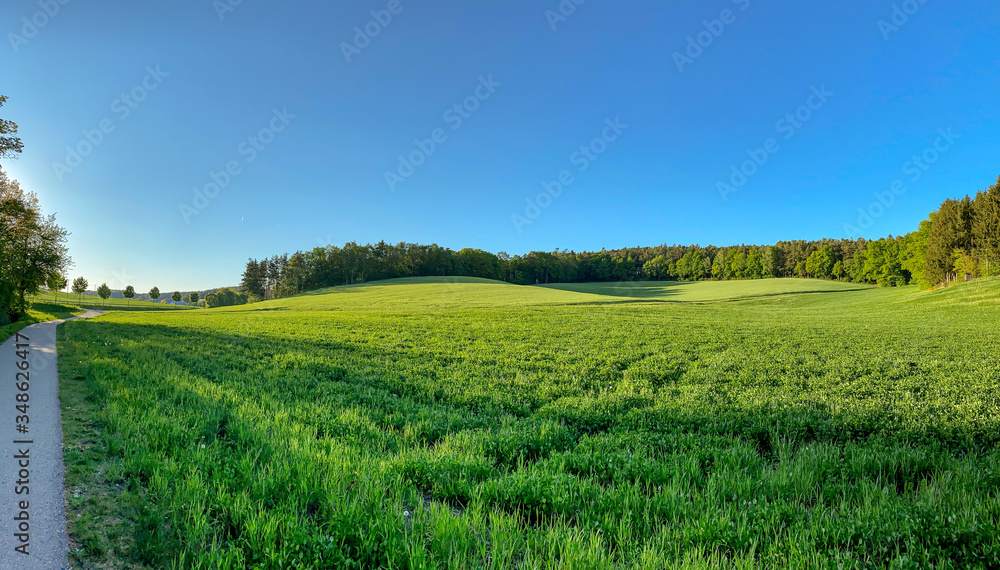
[62,277,190,307]
[204,287,249,308]
[63,283,250,309]
[241,176,999,301]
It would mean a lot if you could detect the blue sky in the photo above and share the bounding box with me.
[2,0,998,291]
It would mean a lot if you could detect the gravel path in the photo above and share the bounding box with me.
[0,310,101,570]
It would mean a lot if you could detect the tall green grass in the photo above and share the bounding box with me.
[59,278,1000,568]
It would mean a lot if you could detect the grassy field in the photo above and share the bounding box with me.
[1,294,188,343]
[542,277,870,302]
[58,277,1000,568]
[43,291,194,311]
[0,301,83,342]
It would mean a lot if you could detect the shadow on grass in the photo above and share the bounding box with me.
[289,276,513,298]
[61,318,997,453]
[542,280,873,303]
[28,301,83,318]
[58,317,999,570]
[540,281,695,299]
[0,301,83,343]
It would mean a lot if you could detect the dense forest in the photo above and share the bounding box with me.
[241,176,1000,301]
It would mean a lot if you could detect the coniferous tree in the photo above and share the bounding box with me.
[972,178,1000,276]
[926,197,974,285]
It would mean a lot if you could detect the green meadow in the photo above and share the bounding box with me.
[1,295,187,342]
[58,277,1000,568]
[0,301,82,341]
[45,292,194,310]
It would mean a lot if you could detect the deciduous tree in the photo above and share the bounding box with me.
[73,277,88,303]
[97,283,111,306]
[47,273,67,301]
[0,96,23,163]
[0,171,70,321]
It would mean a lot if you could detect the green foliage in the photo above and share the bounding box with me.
[206,287,246,308]
[171,291,181,303]
[902,216,933,288]
[805,245,835,278]
[926,197,973,286]
[642,255,670,280]
[149,286,160,301]
[972,178,1000,276]
[0,300,81,342]
[0,95,24,160]
[861,237,910,286]
[96,283,111,305]
[60,278,1000,568]
[72,276,88,302]
[711,250,726,279]
[0,171,71,322]
[832,260,844,280]
[47,272,67,300]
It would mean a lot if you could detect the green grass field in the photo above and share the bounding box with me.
[542,277,871,302]
[43,291,194,311]
[1,294,188,343]
[0,301,83,342]
[58,277,1000,568]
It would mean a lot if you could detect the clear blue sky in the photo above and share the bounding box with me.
[3,0,998,291]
